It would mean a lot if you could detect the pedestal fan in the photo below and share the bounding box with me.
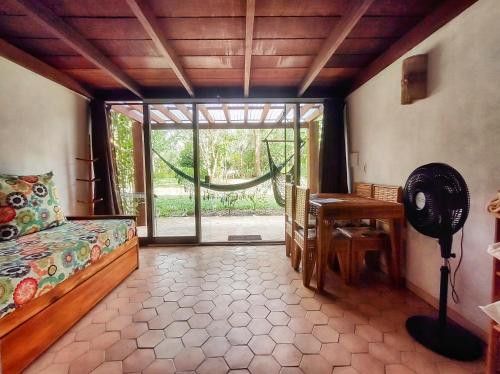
[403,163,483,361]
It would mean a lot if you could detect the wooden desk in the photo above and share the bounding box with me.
[309,193,405,291]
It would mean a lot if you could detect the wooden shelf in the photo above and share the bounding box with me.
[76,147,100,214]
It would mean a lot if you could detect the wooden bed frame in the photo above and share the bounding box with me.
[0,215,140,374]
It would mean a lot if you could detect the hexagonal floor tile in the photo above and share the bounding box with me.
[272,344,302,366]
[225,346,254,369]
[154,338,184,359]
[248,319,273,335]
[227,327,253,345]
[320,342,352,366]
[293,334,321,354]
[202,336,231,357]
[182,328,209,347]
[188,313,213,328]
[105,339,136,361]
[228,312,251,327]
[312,325,339,343]
[197,357,229,374]
[300,354,333,374]
[174,347,206,371]
[269,326,295,344]
[165,321,190,337]
[27,244,485,374]
[206,320,232,337]
[248,355,281,374]
[122,348,155,372]
[248,335,276,355]
[267,311,290,326]
[137,330,165,348]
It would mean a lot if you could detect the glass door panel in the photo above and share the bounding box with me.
[149,104,198,241]
[109,105,149,239]
[198,103,290,243]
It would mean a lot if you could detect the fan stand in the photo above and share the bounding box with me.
[406,236,483,361]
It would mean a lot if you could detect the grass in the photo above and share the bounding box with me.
[154,195,282,217]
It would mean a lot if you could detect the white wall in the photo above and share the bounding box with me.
[0,57,90,216]
[347,0,500,335]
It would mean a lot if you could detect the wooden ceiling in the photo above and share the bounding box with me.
[0,0,477,99]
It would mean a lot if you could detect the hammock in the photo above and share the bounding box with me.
[152,148,292,193]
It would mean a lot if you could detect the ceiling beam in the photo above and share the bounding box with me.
[306,106,324,122]
[152,122,309,131]
[0,38,92,99]
[260,104,270,123]
[112,105,143,122]
[223,104,232,123]
[244,0,256,97]
[175,104,193,122]
[14,0,142,97]
[350,0,478,92]
[126,0,194,97]
[297,0,375,96]
[198,105,215,124]
[130,104,164,123]
[300,104,315,118]
[152,105,182,123]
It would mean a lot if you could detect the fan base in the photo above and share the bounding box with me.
[406,316,483,361]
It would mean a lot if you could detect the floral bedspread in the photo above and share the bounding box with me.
[0,219,136,319]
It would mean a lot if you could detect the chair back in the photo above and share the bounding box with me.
[294,186,310,230]
[285,183,295,221]
[373,184,402,228]
[373,185,402,203]
[354,182,373,198]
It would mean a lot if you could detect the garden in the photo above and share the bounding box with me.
[110,111,308,218]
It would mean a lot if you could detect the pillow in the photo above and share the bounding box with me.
[0,172,66,241]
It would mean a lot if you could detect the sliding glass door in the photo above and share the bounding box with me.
[197,103,292,243]
[127,101,323,245]
[144,103,200,244]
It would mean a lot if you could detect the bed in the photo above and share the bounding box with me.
[0,216,139,373]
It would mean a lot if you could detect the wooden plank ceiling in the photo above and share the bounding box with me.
[0,0,475,98]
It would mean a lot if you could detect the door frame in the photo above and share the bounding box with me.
[140,100,322,245]
[143,102,201,245]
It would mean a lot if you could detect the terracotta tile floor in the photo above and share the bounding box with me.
[25,245,485,374]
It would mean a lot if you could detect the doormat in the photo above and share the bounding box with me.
[228,235,262,241]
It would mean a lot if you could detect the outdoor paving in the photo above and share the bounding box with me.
[138,215,284,242]
[26,245,485,374]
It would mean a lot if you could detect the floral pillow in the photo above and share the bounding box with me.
[0,172,66,241]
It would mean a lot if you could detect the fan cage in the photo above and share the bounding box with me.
[403,163,469,238]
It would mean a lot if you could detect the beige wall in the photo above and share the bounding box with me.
[0,57,90,216]
[347,0,500,335]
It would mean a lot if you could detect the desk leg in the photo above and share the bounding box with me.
[317,214,333,292]
[389,218,403,286]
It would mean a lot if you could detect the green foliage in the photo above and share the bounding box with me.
[155,194,282,217]
[109,109,320,217]
[110,112,136,214]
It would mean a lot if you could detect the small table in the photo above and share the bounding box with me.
[309,193,405,291]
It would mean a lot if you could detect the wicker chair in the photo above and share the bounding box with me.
[326,183,373,284]
[354,182,373,198]
[336,184,402,283]
[284,183,295,257]
[292,186,317,286]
